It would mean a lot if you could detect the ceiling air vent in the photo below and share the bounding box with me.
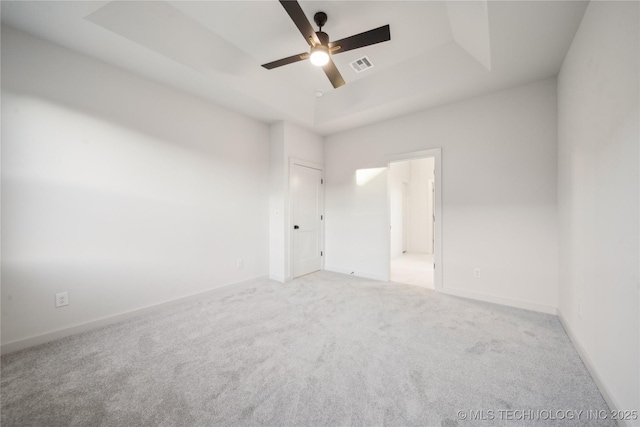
[349,56,374,73]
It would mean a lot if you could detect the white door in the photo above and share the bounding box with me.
[291,163,323,278]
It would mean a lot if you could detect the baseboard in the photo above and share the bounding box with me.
[324,265,387,282]
[1,275,269,355]
[557,310,634,427]
[440,286,557,315]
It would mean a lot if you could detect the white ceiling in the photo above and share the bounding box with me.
[1,1,588,135]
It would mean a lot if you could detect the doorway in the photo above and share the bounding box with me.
[387,148,442,290]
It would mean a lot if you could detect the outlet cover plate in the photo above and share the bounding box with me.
[55,291,69,308]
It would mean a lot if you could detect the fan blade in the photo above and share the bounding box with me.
[323,59,345,89]
[329,25,390,54]
[279,0,320,46]
[262,52,309,70]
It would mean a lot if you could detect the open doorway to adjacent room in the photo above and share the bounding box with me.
[389,157,436,289]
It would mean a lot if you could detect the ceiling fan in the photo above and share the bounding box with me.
[261,0,391,89]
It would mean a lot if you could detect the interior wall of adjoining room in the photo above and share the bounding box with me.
[324,78,558,314]
[389,158,434,259]
[407,158,435,254]
[557,0,639,415]
[1,27,270,348]
[389,161,411,259]
[269,121,324,283]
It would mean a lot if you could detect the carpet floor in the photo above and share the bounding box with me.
[1,271,613,426]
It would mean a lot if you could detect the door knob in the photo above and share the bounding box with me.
[294,225,299,229]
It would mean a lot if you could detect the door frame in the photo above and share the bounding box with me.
[288,157,324,281]
[427,177,435,254]
[385,148,442,291]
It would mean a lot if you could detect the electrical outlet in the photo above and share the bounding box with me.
[55,291,69,308]
[237,259,244,269]
[473,268,481,278]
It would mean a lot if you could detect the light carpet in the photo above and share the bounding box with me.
[1,271,613,426]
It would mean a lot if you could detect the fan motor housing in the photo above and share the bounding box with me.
[316,31,329,46]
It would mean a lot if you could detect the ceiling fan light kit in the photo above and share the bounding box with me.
[310,45,329,66]
[261,0,391,89]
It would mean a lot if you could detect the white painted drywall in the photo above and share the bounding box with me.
[389,161,411,259]
[390,158,434,258]
[557,1,639,415]
[446,0,491,71]
[268,121,323,282]
[324,78,558,312]
[407,158,435,254]
[268,123,287,282]
[1,27,270,346]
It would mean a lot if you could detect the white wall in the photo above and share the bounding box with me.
[324,78,558,313]
[268,121,323,282]
[390,158,434,258]
[389,161,411,259]
[268,123,286,282]
[1,27,270,347]
[407,158,434,254]
[557,1,639,416]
